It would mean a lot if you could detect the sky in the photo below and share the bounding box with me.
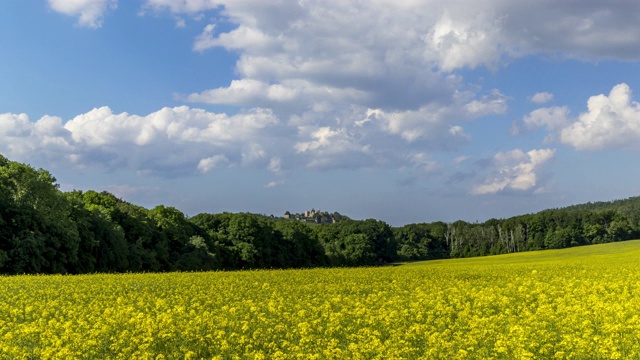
[1,1,640,226]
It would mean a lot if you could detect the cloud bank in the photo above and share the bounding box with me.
[1,103,493,177]
[0,106,279,176]
[30,1,640,198]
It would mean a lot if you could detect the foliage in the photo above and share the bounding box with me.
[314,219,396,266]
[394,222,448,261]
[2,154,640,274]
[0,155,81,274]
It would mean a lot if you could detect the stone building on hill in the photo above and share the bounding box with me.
[284,209,345,224]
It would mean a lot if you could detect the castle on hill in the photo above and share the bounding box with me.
[283,209,346,224]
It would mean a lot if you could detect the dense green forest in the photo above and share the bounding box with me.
[1,154,639,274]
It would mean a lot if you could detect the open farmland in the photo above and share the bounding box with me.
[2,241,640,359]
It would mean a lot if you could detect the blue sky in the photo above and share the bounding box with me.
[2,1,640,226]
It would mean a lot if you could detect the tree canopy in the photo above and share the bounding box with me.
[1,154,639,274]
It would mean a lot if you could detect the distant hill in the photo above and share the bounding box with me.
[558,195,640,213]
[555,196,640,227]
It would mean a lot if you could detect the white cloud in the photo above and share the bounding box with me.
[267,157,282,174]
[0,104,472,176]
[0,106,280,176]
[194,23,274,52]
[294,126,372,169]
[37,2,640,181]
[523,106,571,132]
[143,0,221,14]
[560,83,640,150]
[63,106,277,148]
[0,113,31,137]
[0,113,74,162]
[530,92,554,104]
[410,153,438,172]
[453,156,469,165]
[193,23,217,52]
[143,0,640,146]
[464,89,509,116]
[197,155,229,173]
[472,148,555,195]
[509,120,522,137]
[524,84,640,150]
[48,0,117,28]
[429,10,505,71]
[240,143,268,166]
[265,180,285,188]
[364,105,473,147]
[295,127,349,153]
[146,1,640,66]
[186,79,298,105]
[142,1,640,175]
[161,1,517,142]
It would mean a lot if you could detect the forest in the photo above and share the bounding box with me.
[1,154,639,274]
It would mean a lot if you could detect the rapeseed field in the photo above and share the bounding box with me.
[2,240,640,359]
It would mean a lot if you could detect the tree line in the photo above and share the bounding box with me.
[1,154,639,274]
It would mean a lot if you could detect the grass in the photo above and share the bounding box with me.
[417,239,640,266]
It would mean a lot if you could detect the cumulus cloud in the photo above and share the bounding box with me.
[146,1,640,65]
[464,89,509,116]
[521,106,571,141]
[187,79,331,107]
[140,0,640,150]
[1,105,465,176]
[197,155,229,173]
[472,148,555,195]
[530,92,554,104]
[0,113,31,137]
[523,106,570,131]
[140,1,640,177]
[429,9,505,71]
[194,23,274,53]
[63,106,277,147]
[156,1,517,156]
[0,106,280,176]
[364,108,466,145]
[39,2,640,182]
[294,126,372,169]
[362,90,506,148]
[522,84,640,150]
[559,83,640,150]
[0,113,74,162]
[48,0,117,28]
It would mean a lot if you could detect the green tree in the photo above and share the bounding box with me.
[274,221,326,268]
[149,205,195,269]
[227,213,276,268]
[176,235,220,271]
[0,156,80,273]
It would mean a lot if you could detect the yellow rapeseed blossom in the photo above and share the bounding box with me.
[1,240,640,358]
